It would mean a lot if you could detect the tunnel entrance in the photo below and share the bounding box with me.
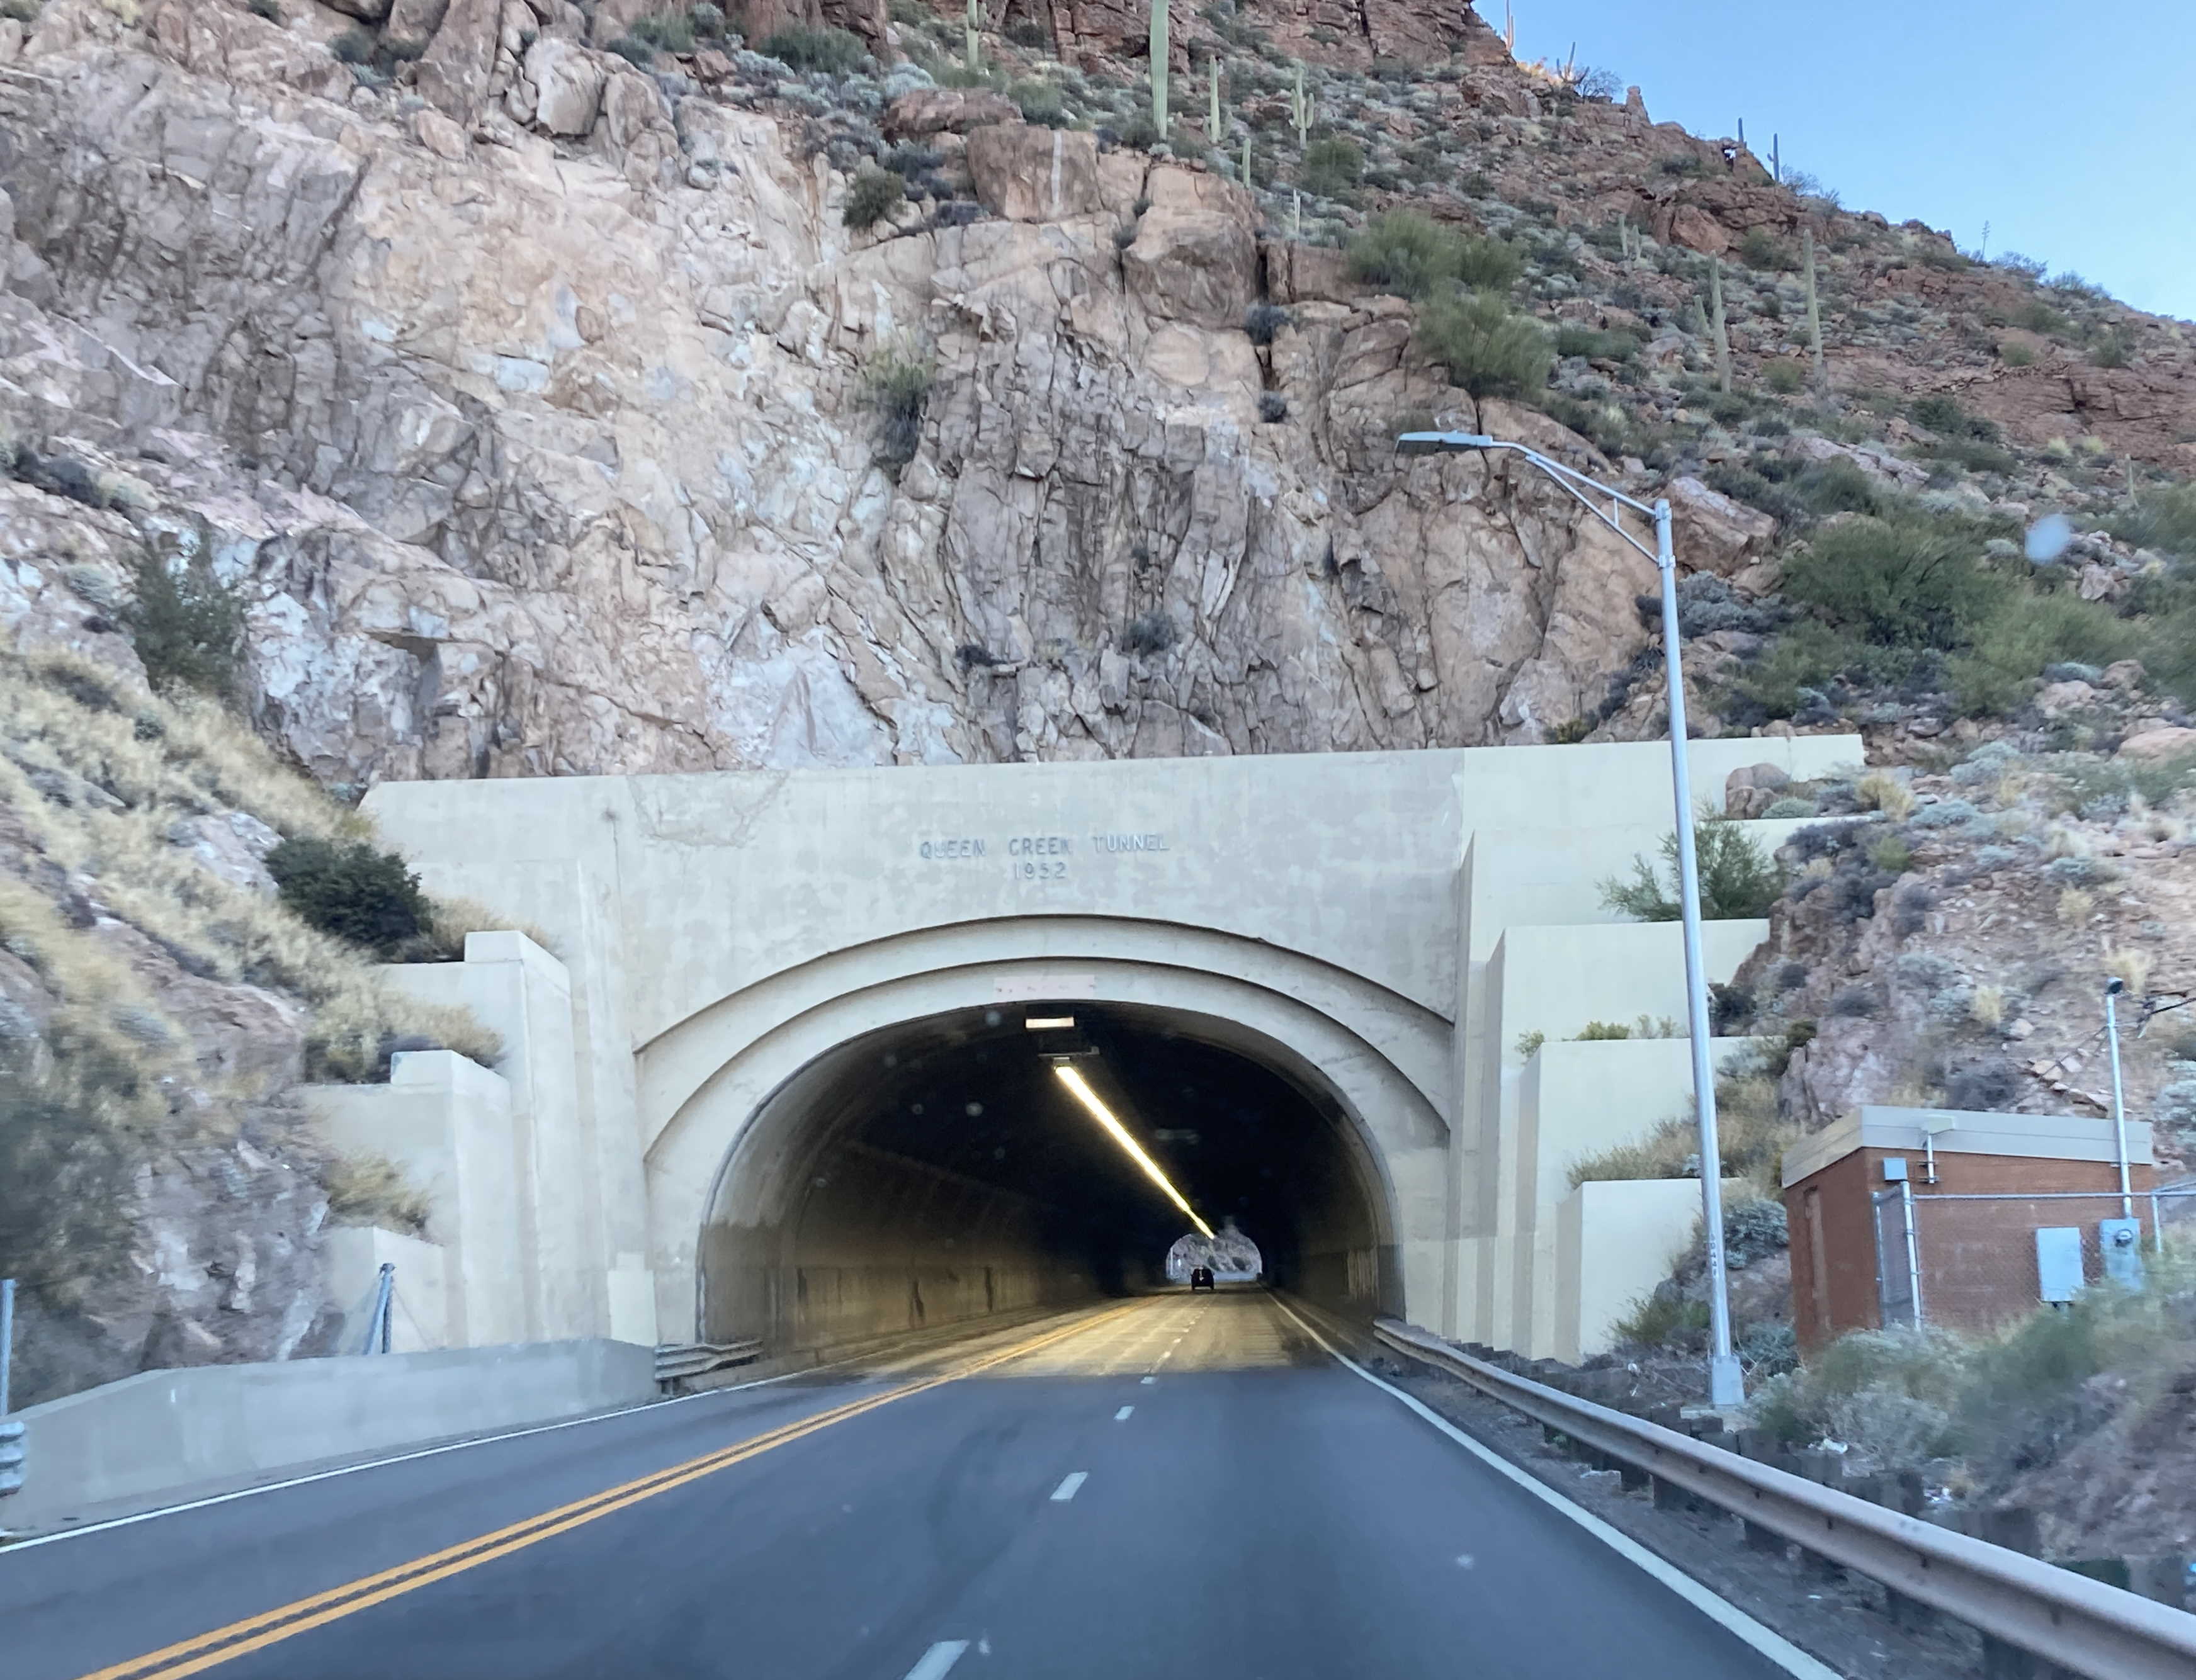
[696,1001,1398,1358]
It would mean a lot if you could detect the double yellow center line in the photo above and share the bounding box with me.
[77,1304,1138,1680]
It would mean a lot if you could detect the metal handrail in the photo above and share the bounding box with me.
[1372,1319,2196,1680]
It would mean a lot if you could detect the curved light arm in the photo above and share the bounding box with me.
[1395,431,1663,565]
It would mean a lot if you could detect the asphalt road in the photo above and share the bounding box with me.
[1,1291,1810,1680]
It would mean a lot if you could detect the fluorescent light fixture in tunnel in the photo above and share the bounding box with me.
[1024,1015,1077,1030]
[1052,1064,1214,1239]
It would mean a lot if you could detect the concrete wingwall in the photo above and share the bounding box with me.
[355,734,1861,1358]
[3,1341,657,1535]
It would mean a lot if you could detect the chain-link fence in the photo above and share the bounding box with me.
[1871,1185,2196,1334]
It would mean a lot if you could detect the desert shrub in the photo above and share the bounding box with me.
[1738,227,1799,272]
[863,342,934,471]
[763,23,869,75]
[1753,1326,1966,1465]
[1614,1292,1710,1349]
[1763,359,1807,395]
[1762,795,1814,819]
[1998,341,2037,367]
[128,550,245,700]
[1780,515,1996,649]
[324,1153,432,1234]
[1553,324,1640,362]
[330,26,375,63]
[1348,211,1522,300]
[1012,77,1067,126]
[2090,332,2131,369]
[630,8,694,50]
[1949,591,2154,716]
[1910,394,2000,443]
[1257,392,1288,423]
[1738,1321,1799,1377]
[1121,611,1177,655]
[1418,292,1552,400]
[692,3,726,35]
[2156,1078,2196,1136]
[843,166,905,230]
[1243,303,1291,346]
[1944,1057,2020,1110]
[607,33,655,65]
[267,837,433,959]
[247,0,281,18]
[2112,481,2196,558]
[1600,818,1782,922]
[1299,136,1363,196]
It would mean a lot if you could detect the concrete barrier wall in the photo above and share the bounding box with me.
[4,1340,656,1534]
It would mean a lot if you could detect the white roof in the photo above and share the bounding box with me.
[1782,1105,2154,1188]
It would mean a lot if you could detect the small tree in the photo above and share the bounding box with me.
[128,546,244,699]
[1600,818,1783,922]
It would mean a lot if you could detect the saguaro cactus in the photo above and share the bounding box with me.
[1290,63,1311,150]
[965,0,980,72]
[1803,226,1826,392]
[1150,0,1169,136]
[1709,255,1731,393]
[1241,132,1252,186]
[1208,61,1221,139]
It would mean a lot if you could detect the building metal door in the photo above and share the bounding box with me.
[1872,1187,1921,1329]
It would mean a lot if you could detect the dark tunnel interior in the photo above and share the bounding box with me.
[696,1001,1400,1356]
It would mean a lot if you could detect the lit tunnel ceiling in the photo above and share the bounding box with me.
[698,1001,1400,1354]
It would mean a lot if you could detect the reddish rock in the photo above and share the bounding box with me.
[966,123,1103,221]
[884,87,1022,140]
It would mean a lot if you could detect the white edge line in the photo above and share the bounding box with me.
[902,1639,971,1680]
[1050,1471,1089,1502]
[1268,1297,1841,1680]
[1114,1405,1134,1420]
[2,1304,1125,1553]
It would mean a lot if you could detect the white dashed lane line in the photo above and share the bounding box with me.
[1050,1472,1089,1502]
[1140,1375,1155,1384]
[1114,1405,1134,1421]
[902,1640,970,1679]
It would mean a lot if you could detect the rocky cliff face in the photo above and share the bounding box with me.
[0,0,1682,790]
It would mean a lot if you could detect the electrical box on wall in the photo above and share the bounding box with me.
[2036,1227,2084,1304]
[2099,1217,2144,1290]
[1881,1158,1909,1182]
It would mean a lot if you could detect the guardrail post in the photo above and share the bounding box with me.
[1742,1518,1786,1555]
[1616,1459,1650,1492]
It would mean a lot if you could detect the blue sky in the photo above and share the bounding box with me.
[1502,1,2196,321]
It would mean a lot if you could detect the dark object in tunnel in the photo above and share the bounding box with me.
[1190,1266,1215,1292]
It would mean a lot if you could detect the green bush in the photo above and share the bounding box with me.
[1553,324,1639,362]
[1418,291,1552,400]
[1299,136,1364,197]
[1779,515,1996,648]
[1614,1292,1710,1350]
[1762,359,1807,395]
[630,9,694,50]
[607,33,654,65]
[1738,227,1799,271]
[763,23,869,75]
[329,25,374,63]
[1346,210,1520,300]
[266,837,433,959]
[1910,394,2000,443]
[863,343,936,471]
[2113,481,2196,558]
[1012,77,1067,126]
[1998,340,2037,368]
[1600,818,1784,921]
[1948,590,2149,715]
[128,550,244,699]
[842,166,905,230]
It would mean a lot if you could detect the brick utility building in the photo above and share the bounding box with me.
[1782,1107,2158,1351]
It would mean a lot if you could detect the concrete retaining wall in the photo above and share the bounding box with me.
[3,1340,655,1535]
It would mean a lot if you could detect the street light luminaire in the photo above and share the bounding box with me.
[1398,427,1746,1411]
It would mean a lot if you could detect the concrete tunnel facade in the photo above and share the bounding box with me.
[356,735,1858,1363]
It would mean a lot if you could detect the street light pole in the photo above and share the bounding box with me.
[2105,978,2133,1221]
[1396,431,1745,1408]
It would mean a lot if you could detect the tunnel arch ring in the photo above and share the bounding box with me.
[639,936,1452,1341]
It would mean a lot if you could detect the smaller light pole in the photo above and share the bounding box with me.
[1397,431,1745,1409]
[2105,978,2133,1220]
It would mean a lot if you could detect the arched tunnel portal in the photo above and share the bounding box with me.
[694,1001,1402,1357]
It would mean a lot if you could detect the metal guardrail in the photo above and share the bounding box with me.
[653,1340,763,1385]
[1372,1319,2196,1680]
